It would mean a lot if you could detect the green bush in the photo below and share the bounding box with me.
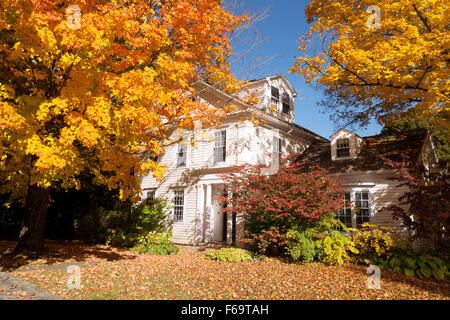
[131,232,179,255]
[380,248,449,280]
[204,248,254,262]
[283,218,358,266]
[285,229,316,263]
[74,199,172,247]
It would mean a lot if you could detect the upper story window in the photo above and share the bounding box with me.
[214,130,226,163]
[177,142,186,167]
[271,86,279,104]
[282,93,291,114]
[336,139,350,158]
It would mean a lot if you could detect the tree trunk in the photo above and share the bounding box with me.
[13,185,51,254]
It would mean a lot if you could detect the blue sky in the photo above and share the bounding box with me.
[229,1,382,139]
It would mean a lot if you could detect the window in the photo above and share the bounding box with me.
[336,139,350,158]
[337,192,352,228]
[271,86,279,103]
[282,92,291,114]
[173,190,184,221]
[336,191,371,229]
[177,143,186,167]
[355,191,370,227]
[146,190,156,201]
[214,130,226,163]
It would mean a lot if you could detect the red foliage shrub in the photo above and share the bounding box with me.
[219,160,344,253]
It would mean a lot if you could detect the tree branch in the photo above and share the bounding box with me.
[412,4,432,32]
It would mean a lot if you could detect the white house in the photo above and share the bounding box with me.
[140,74,328,245]
[141,74,440,247]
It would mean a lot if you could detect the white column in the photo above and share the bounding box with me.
[226,191,233,245]
[196,184,205,243]
[206,183,213,242]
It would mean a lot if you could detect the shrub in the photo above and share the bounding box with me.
[350,223,396,263]
[74,206,129,244]
[220,161,344,254]
[74,198,172,247]
[285,228,316,263]
[204,248,254,262]
[315,229,358,265]
[131,232,179,255]
[381,248,449,280]
[246,227,287,255]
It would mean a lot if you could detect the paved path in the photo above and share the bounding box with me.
[0,272,63,300]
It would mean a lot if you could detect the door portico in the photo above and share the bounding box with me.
[195,180,238,245]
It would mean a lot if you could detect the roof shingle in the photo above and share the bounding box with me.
[295,129,429,173]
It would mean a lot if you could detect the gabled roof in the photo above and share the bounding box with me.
[330,128,363,140]
[246,74,298,97]
[192,79,326,142]
[296,129,430,173]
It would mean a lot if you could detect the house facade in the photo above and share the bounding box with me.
[141,74,440,247]
[140,74,328,245]
[296,128,440,246]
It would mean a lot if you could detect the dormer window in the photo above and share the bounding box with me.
[336,139,350,158]
[282,93,291,114]
[271,86,279,104]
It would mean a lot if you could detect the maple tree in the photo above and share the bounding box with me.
[290,0,449,128]
[0,0,247,252]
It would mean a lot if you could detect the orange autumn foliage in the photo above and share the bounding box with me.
[0,0,247,201]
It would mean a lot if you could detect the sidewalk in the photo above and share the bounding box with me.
[0,272,63,300]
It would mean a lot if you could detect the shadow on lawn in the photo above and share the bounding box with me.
[342,263,450,297]
[0,239,139,272]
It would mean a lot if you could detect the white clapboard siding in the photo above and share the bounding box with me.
[332,171,411,240]
[141,116,313,244]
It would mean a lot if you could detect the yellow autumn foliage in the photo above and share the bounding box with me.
[290,0,449,127]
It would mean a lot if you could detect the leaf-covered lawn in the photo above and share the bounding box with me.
[5,243,449,300]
